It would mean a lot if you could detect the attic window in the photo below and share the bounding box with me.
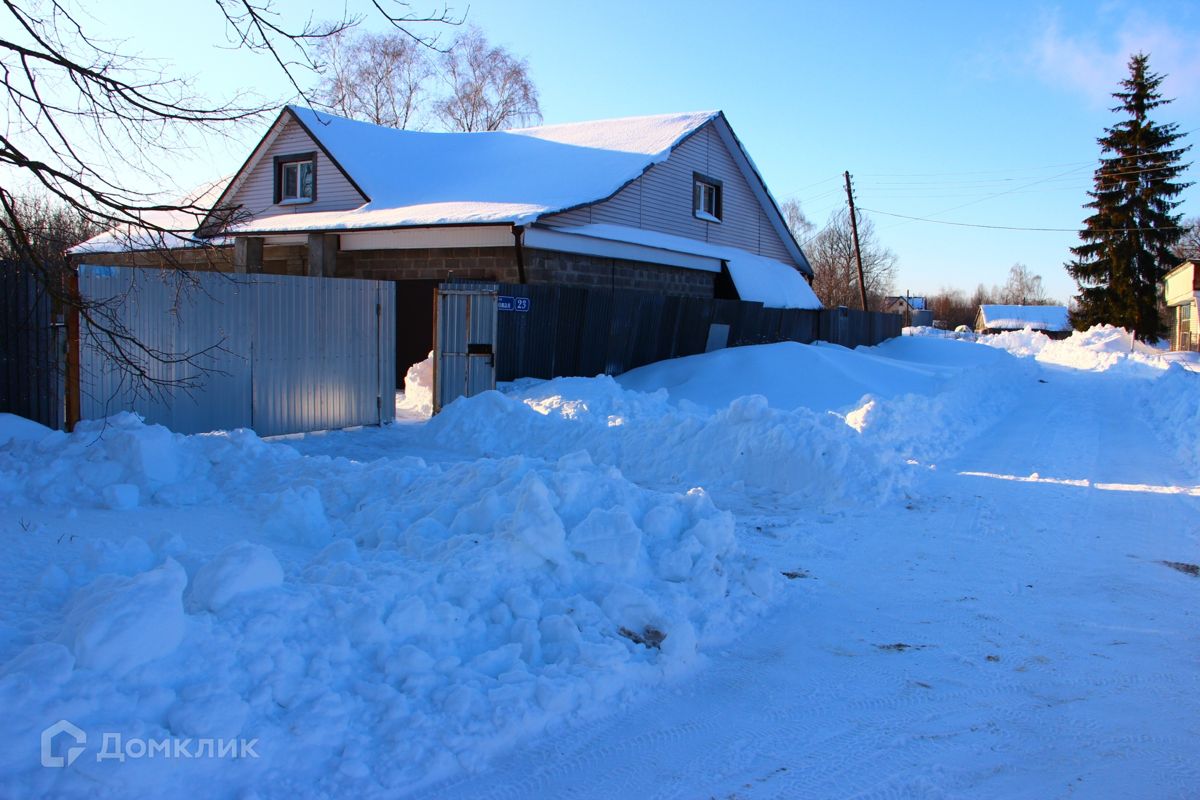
[274,152,316,204]
[693,173,722,222]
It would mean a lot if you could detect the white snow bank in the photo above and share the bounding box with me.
[613,336,1029,466]
[1141,364,1200,475]
[398,352,434,417]
[982,324,1169,375]
[617,339,1001,413]
[0,410,775,795]
[0,413,52,447]
[0,412,288,510]
[423,376,904,504]
[940,324,1198,475]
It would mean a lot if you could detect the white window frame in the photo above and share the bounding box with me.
[693,173,722,223]
[275,154,316,205]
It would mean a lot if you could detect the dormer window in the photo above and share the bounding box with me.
[274,152,316,204]
[693,173,722,223]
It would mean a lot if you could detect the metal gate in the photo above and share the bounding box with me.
[434,284,497,412]
[77,266,396,436]
[0,261,65,429]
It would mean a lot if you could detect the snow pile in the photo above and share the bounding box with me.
[0,412,292,510]
[424,375,904,505]
[189,543,283,612]
[59,559,188,676]
[619,340,951,412]
[837,340,1035,464]
[982,324,1169,375]
[964,324,1200,472]
[398,352,435,417]
[616,336,1028,466]
[902,326,975,341]
[1141,363,1200,474]
[0,413,52,447]
[0,411,775,795]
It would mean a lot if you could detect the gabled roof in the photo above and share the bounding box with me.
[977,304,1070,332]
[226,106,719,233]
[81,107,812,273]
[211,106,810,273]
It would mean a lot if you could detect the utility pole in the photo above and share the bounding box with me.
[843,170,868,311]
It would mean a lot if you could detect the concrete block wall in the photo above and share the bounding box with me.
[78,243,716,299]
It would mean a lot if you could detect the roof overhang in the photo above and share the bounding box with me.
[523,226,723,273]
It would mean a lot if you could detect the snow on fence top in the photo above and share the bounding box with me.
[552,223,821,310]
[978,304,1070,332]
[234,107,721,233]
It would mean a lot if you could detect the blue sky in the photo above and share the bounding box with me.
[83,0,1200,303]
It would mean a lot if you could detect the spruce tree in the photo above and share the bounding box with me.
[1066,53,1191,340]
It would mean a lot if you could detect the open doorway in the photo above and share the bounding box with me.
[395,280,439,385]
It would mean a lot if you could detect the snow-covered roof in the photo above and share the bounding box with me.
[545,224,820,310]
[978,304,1070,332]
[230,107,719,234]
[70,178,231,254]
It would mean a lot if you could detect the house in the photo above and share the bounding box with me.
[974,304,1071,338]
[1164,261,1199,351]
[75,107,820,374]
[880,295,932,327]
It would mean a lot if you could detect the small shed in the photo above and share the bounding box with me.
[975,304,1071,338]
[1164,261,1199,352]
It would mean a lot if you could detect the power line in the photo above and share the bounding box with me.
[858,206,1189,233]
[778,174,842,199]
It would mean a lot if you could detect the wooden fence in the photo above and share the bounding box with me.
[490,283,901,382]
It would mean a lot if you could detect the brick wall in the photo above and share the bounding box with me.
[73,247,235,271]
[73,243,716,299]
[523,248,715,298]
[336,247,521,283]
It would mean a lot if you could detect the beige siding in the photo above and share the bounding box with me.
[542,121,798,265]
[226,116,367,221]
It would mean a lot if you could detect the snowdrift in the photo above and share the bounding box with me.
[0,413,775,797]
[423,375,908,504]
[3,327,1195,797]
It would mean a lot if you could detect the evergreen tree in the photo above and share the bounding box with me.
[1066,53,1191,340]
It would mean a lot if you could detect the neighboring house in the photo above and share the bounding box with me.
[974,304,1071,338]
[880,295,932,327]
[74,106,820,373]
[1164,261,1200,352]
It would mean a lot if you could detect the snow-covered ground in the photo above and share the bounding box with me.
[1,325,1197,798]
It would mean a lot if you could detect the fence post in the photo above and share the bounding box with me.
[64,269,81,432]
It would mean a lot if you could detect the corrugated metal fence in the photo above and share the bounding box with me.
[488,283,902,382]
[0,260,64,428]
[78,266,395,435]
